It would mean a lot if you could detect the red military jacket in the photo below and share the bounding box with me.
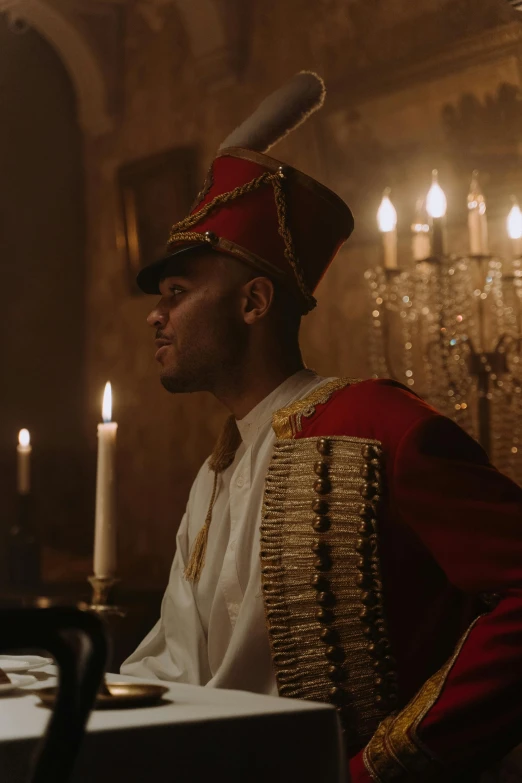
[259,377,522,782]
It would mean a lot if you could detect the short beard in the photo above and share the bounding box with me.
[160,370,210,395]
[158,309,247,396]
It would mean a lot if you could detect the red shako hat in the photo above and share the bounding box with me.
[136,73,354,313]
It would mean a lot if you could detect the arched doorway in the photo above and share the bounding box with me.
[0,13,89,573]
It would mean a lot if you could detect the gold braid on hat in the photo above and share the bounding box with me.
[168,168,317,312]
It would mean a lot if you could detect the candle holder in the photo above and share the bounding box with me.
[87,575,126,679]
[37,680,169,710]
[87,575,124,616]
[36,589,167,709]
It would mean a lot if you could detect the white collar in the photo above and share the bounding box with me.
[235,369,319,447]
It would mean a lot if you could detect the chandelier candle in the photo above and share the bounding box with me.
[93,382,118,579]
[426,170,447,257]
[377,188,398,269]
[17,429,31,495]
[411,198,430,261]
[507,198,522,259]
[467,171,488,256]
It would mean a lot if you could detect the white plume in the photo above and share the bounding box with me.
[219,71,325,153]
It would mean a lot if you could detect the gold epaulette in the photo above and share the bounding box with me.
[271,377,360,439]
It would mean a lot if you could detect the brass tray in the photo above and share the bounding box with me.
[36,682,170,709]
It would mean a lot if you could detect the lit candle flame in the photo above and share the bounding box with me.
[507,199,522,240]
[102,382,112,423]
[426,170,447,219]
[377,188,397,232]
[18,428,30,448]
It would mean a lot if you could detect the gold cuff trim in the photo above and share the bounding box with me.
[272,377,360,438]
[364,616,482,782]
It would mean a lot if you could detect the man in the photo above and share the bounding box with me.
[122,74,522,782]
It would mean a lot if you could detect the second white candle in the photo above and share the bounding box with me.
[93,382,118,579]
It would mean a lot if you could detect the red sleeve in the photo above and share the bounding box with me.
[353,412,522,782]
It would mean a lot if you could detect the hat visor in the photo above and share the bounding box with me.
[136,245,208,294]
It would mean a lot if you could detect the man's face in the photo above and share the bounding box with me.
[146,251,252,394]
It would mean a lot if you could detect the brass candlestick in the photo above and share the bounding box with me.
[87,575,125,680]
[56,573,168,708]
[87,575,124,616]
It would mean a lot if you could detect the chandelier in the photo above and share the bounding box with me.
[366,171,522,486]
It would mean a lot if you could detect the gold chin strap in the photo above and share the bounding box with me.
[184,415,242,582]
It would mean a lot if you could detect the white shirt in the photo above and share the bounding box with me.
[121,370,331,693]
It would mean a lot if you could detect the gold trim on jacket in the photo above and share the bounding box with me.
[363,617,482,782]
[261,411,397,751]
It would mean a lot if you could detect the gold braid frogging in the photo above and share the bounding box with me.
[167,169,316,312]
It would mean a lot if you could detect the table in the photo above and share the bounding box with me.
[0,668,346,783]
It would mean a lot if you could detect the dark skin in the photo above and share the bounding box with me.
[146,249,304,419]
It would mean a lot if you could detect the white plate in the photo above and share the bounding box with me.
[0,674,37,694]
[0,655,53,673]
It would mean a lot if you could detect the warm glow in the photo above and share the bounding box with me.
[18,428,30,448]
[507,200,522,240]
[377,189,397,232]
[426,170,447,219]
[102,382,112,423]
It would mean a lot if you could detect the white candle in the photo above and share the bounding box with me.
[507,198,522,259]
[17,429,31,495]
[426,170,447,257]
[411,199,430,261]
[377,189,398,269]
[93,382,118,579]
[467,170,488,255]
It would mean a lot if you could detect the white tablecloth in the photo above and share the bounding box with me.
[0,667,345,783]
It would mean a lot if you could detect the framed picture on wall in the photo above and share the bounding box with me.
[118,147,199,293]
